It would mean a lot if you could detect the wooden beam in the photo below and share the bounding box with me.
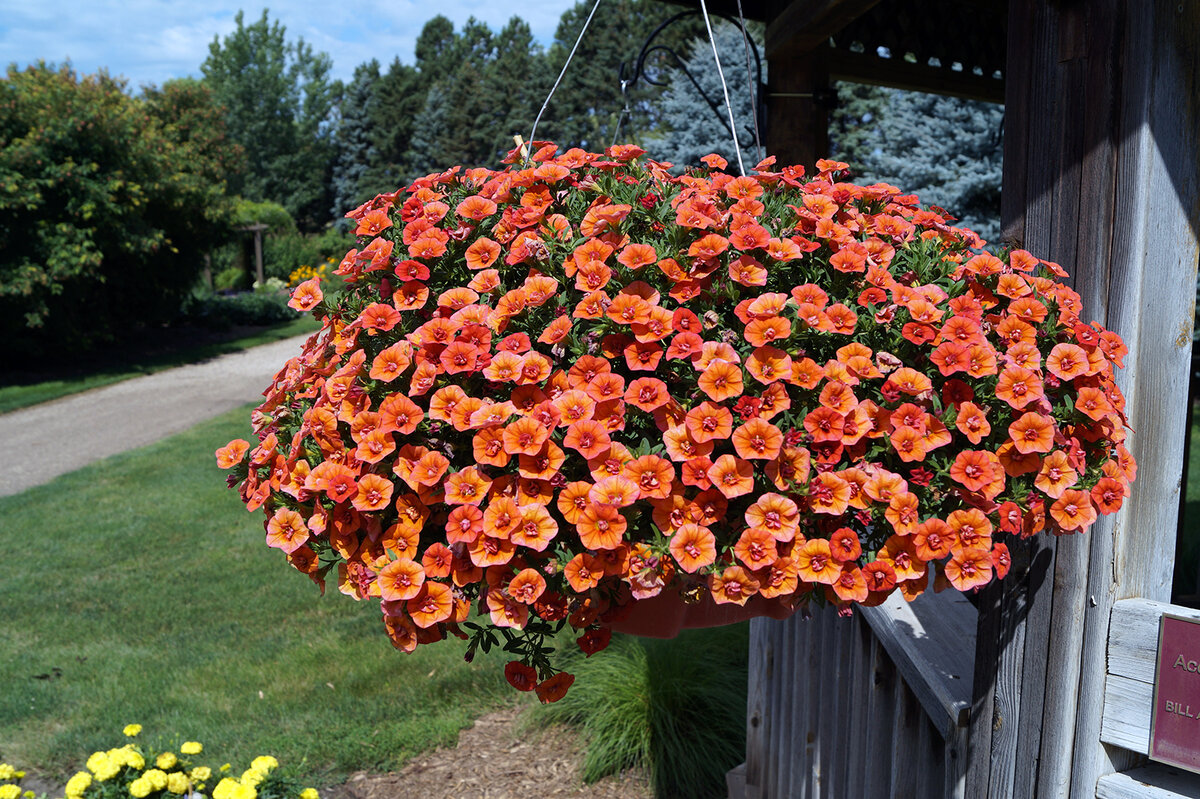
[764,48,830,169]
[765,0,883,57]
[826,49,1005,104]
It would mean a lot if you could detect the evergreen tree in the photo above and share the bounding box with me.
[331,60,381,221]
[201,10,342,231]
[539,0,704,150]
[829,81,889,172]
[844,88,1004,241]
[647,22,765,170]
[363,58,422,191]
[407,84,448,177]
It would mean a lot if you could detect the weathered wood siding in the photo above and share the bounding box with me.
[742,591,974,799]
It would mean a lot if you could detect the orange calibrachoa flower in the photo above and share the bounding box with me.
[226,143,1134,702]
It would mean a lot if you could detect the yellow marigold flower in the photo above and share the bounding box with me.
[156,753,177,770]
[123,725,143,738]
[180,742,202,756]
[0,767,14,781]
[191,768,212,783]
[299,788,319,799]
[145,769,169,792]
[22,791,34,799]
[65,771,93,797]
[86,754,119,783]
[128,778,151,799]
[0,785,21,799]
[239,770,265,788]
[249,757,277,773]
[232,784,256,799]
[220,765,231,773]
[212,778,239,799]
[166,773,190,795]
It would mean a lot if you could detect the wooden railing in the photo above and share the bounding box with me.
[735,590,976,799]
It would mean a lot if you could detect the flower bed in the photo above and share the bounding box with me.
[219,144,1135,700]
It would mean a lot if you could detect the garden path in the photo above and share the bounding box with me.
[0,333,310,496]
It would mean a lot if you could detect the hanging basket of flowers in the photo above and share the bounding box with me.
[218,143,1135,701]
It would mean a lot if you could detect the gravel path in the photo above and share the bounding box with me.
[0,334,310,497]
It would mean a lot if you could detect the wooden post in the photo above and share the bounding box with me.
[970,2,1200,798]
[765,48,830,170]
[253,227,265,287]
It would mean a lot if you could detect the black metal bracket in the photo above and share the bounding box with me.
[615,9,766,153]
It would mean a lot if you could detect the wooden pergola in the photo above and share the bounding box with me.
[669,1,1200,797]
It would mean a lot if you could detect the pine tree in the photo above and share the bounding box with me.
[331,60,381,221]
[846,88,1004,241]
[364,58,423,191]
[647,22,765,170]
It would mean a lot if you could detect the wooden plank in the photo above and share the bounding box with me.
[889,684,922,798]
[841,613,869,799]
[1095,763,1200,799]
[945,725,968,799]
[1109,599,1200,682]
[775,615,795,799]
[824,49,1005,104]
[764,0,882,57]
[726,762,747,799]
[1099,673,1152,754]
[744,617,771,799]
[860,589,975,738]
[863,636,896,795]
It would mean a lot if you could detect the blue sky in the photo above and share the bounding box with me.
[0,1,580,89]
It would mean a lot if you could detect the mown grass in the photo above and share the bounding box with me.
[0,405,510,783]
[0,316,320,415]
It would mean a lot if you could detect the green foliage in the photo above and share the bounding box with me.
[538,627,749,799]
[0,63,236,356]
[202,10,342,231]
[181,290,297,330]
[331,60,382,220]
[648,22,765,170]
[231,198,294,232]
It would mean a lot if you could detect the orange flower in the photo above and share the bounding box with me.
[734,527,779,569]
[890,426,929,463]
[624,377,670,411]
[685,401,734,442]
[744,493,800,541]
[947,509,993,551]
[829,527,862,561]
[669,523,717,573]
[507,568,547,605]
[266,508,309,553]
[954,402,991,444]
[617,243,657,269]
[877,535,926,583]
[744,316,793,347]
[535,672,575,704]
[288,278,323,312]
[746,346,793,385]
[831,565,869,603]
[913,518,957,561]
[1049,489,1098,531]
[487,587,529,629]
[732,417,783,460]
[563,419,612,459]
[577,503,627,550]
[889,367,932,395]
[708,454,755,498]
[444,466,492,506]
[808,472,851,515]
[885,491,920,535]
[508,504,556,551]
[465,237,501,270]
[216,439,249,469]
[483,496,522,540]
[944,548,993,591]
[1034,450,1078,499]
[518,441,566,480]
[710,565,761,605]
[1008,412,1055,454]
[662,425,713,462]
[445,505,484,544]
[1046,342,1090,380]
[794,539,839,585]
[564,552,606,591]
[503,417,550,456]
[804,407,845,443]
[556,481,593,524]
[949,450,996,493]
[377,558,425,601]
[352,473,394,512]
[995,366,1044,409]
[588,474,640,507]
[468,534,515,568]
[409,581,454,628]
[623,455,675,500]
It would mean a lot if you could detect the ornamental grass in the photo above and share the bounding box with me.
[220,143,1135,700]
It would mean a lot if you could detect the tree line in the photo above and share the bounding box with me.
[0,1,1002,358]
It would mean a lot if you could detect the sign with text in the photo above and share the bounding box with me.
[1150,613,1200,774]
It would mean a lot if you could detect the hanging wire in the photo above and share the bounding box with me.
[527,0,604,161]
[734,0,763,163]
[611,79,632,148]
[698,0,745,176]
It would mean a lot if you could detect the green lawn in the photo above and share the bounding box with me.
[0,317,320,414]
[0,405,510,783]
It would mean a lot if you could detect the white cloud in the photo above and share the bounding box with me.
[0,0,578,87]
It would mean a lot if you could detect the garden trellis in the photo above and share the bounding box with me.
[686,0,1200,797]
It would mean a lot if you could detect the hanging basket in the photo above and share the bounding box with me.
[217,142,1136,702]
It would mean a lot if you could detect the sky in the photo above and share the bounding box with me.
[0,1,581,90]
